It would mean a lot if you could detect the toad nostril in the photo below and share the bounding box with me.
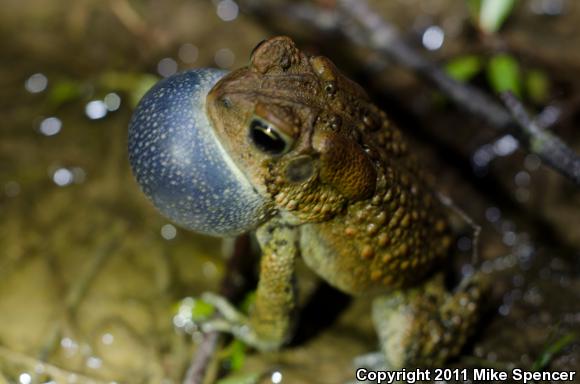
[285,155,316,183]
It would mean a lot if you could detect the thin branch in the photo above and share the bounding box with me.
[501,92,580,184]
[182,331,220,384]
[182,234,253,384]
[240,0,580,186]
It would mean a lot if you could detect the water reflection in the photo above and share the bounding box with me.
[52,168,74,187]
[161,223,177,240]
[85,100,108,120]
[24,73,48,93]
[18,372,31,384]
[422,25,444,51]
[39,117,62,136]
[214,48,235,68]
[179,43,199,64]
[157,57,178,78]
[216,0,239,22]
[104,93,121,111]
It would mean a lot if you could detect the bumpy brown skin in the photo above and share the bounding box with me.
[205,36,483,369]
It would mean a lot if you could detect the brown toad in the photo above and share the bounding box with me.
[128,36,484,370]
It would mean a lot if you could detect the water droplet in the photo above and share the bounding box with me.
[493,134,519,156]
[530,0,566,15]
[485,206,501,222]
[524,154,541,171]
[101,333,114,345]
[271,371,283,384]
[214,48,235,69]
[161,223,177,240]
[422,25,444,51]
[39,117,62,136]
[86,356,102,369]
[178,43,199,63]
[157,57,178,77]
[25,73,48,93]
[85,100,108,120]
[104,93,121,111]
[216,0,239,21]
[53,168,74,187]
[19,373,32,384]
[514,171,530,187]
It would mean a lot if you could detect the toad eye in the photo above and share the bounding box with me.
[249,118,294,156]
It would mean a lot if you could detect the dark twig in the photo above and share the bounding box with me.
[240,0,580,185]
[183,234,253,384]
[339,0,580,185]
[183,331,220,384]
[501,92,580,184]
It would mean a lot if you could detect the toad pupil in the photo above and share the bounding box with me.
[128,36,487,371]
[249,118,289,155]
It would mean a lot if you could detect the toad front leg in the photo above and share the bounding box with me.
[203,218,298,351]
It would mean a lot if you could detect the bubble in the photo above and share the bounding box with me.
[524,154,541,171]
[493,134,519,156]
[485,206,501,222]
[161,223,177,240]
[214,48,235,69]
[498,304,510,316]
[157,57,178,77]
[514,171,530,187]
[86,356,102,369]
[71,167,87,184]
[503,231,517,246]
[101,333,114,345]
[422,26,444,51]
[530,0,566,15]
[25,73,48,93]
[39,117,62,136]
[104,93,121,111]
[178,43,199,63]
[19,373,32,384]
[472,145,493,168]
[53,168,74,187]
[216,0,239,21]
[85,100,108,120]
[271,371,283,384]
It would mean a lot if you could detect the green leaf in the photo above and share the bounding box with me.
[445,55,483,82]
[227,340,247,371]
[190,298,215,321]
[216,372,262,384]
[532,333,576,371]
[130,75,159,107]
[479,0,517,33]
[487,54,522,96]
[99,71,159,107]
[48,79,84,108]
[239,291,256,314]
[526,69,550,104]
[466,0,483,22]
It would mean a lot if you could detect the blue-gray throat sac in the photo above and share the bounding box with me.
[128,69,269,237]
